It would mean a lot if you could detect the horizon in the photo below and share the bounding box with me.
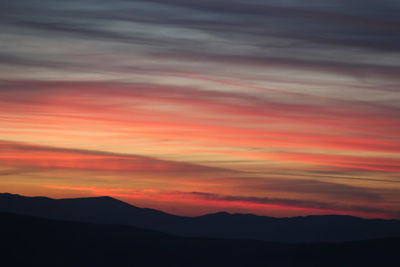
[1,191,396,220]
[1,0,400,220]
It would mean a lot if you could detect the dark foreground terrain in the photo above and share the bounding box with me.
[1,212,399,267]
[1,193,400,243]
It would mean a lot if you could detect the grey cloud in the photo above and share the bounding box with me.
[2,0,400,56]
[0,53,67,69]
[15,20,199,48]
[151,51,400,81]
[1,0,399,88]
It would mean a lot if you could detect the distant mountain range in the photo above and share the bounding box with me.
[1,193,400,243]
[1,212,399,267]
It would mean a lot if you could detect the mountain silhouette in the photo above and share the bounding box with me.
[1,193,400,243]
[1,212,399,267]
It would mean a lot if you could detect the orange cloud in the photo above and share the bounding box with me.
[0,140,231,173]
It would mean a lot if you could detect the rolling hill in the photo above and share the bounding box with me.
[1,212,399,267]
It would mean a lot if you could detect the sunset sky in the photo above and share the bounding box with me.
[1,0,400,218]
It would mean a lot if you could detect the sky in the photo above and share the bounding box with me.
[1,0,400,218]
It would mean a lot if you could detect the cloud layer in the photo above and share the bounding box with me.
[1,0,399,218]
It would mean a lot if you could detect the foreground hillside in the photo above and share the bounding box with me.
[1,212,399,267]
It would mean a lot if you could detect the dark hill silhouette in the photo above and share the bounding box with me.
[1,212,399,267]
[1,193,400,243]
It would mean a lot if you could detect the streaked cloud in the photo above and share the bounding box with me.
[0,0,399,218]
[0,140,232,173]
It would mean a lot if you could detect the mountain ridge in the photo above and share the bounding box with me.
[2,192,389,221]
[1,192,399,243]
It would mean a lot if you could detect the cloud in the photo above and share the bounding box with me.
[0,140,233,174]
[1,79,400,175]
[1,0,399,219]
[152,51,400,81]
[217,176,382,202]
[136,0,400,29]
[1,0,399,80]
[181,191,394,218]
[39,184,398,218]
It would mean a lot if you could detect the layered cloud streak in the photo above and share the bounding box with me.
[1,0,399,218]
